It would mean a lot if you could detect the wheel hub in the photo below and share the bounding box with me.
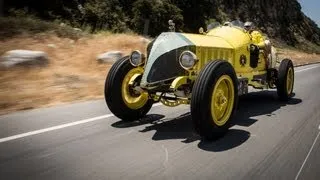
[286,67,293,94]
[215,90,228,111]
[122,67,149,110]
[211,75,235,126]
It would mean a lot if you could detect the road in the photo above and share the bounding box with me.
[0,64,320,180]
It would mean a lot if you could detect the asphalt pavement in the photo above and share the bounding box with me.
[0,64,319,180]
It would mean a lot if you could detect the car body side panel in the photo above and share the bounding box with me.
[182,27,257,76]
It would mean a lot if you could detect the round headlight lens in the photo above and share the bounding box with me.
[179,51,197,70]
[130,50,145,67]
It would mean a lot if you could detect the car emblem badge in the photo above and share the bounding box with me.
[240,55,247,66]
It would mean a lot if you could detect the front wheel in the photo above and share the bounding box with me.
[191,60,238,140]
[277,59,294,101]
[104,56,153,121]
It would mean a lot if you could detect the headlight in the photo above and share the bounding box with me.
[179,51,197,70]
[130,50,145,67]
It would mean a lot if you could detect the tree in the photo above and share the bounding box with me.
[173,0,215,32]
[82,0,128,32]
[132,0,183,36]
[0,0,3,17]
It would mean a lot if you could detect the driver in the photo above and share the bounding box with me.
[244,22,254,32]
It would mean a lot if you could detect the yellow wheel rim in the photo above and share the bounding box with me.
[286,67,293,94]
[211,75,235,126]
[121,67,149,110]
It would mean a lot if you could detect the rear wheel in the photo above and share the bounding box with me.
[104,56,153,121]
[277,59,294,101]
[191,60,238,140]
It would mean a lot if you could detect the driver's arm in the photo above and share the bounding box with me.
[251,30,272,55]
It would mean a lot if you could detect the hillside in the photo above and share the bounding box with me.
[3,0,320,52]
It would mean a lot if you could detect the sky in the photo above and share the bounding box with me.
[298,0,320,27]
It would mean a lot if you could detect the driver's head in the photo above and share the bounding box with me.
[223,21,230,26]
[244,21,253,31]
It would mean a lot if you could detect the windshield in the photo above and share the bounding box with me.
[230,20,245,29]
[206,20,246,32]
[206,22,221,31]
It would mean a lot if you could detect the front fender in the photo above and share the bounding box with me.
[170,76,189,90]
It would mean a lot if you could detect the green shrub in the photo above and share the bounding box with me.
[0,17,86,40]
[82,0,129,33]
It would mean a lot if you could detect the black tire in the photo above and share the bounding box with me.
[104,56,153,121]
[277,59,294,101]
[191,60,238,140]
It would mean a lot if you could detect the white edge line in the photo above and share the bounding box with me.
[295,129,320,180]
[0,103,162,143]
[296,65,320,73]
[0,114,114,143]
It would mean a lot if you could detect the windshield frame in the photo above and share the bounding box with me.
[230,20,245,29]
[206,22,221,32]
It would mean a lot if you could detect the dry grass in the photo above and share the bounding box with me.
[0,34,319,115]
[0,33,148,115]
[277,48,320,65]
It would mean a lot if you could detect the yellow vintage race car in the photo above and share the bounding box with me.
[104,20,294,140]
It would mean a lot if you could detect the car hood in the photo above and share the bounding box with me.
[140,32,195,88]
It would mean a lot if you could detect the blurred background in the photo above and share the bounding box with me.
[0,0,320,115]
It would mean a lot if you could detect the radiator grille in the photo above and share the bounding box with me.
[195,47,233,72]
